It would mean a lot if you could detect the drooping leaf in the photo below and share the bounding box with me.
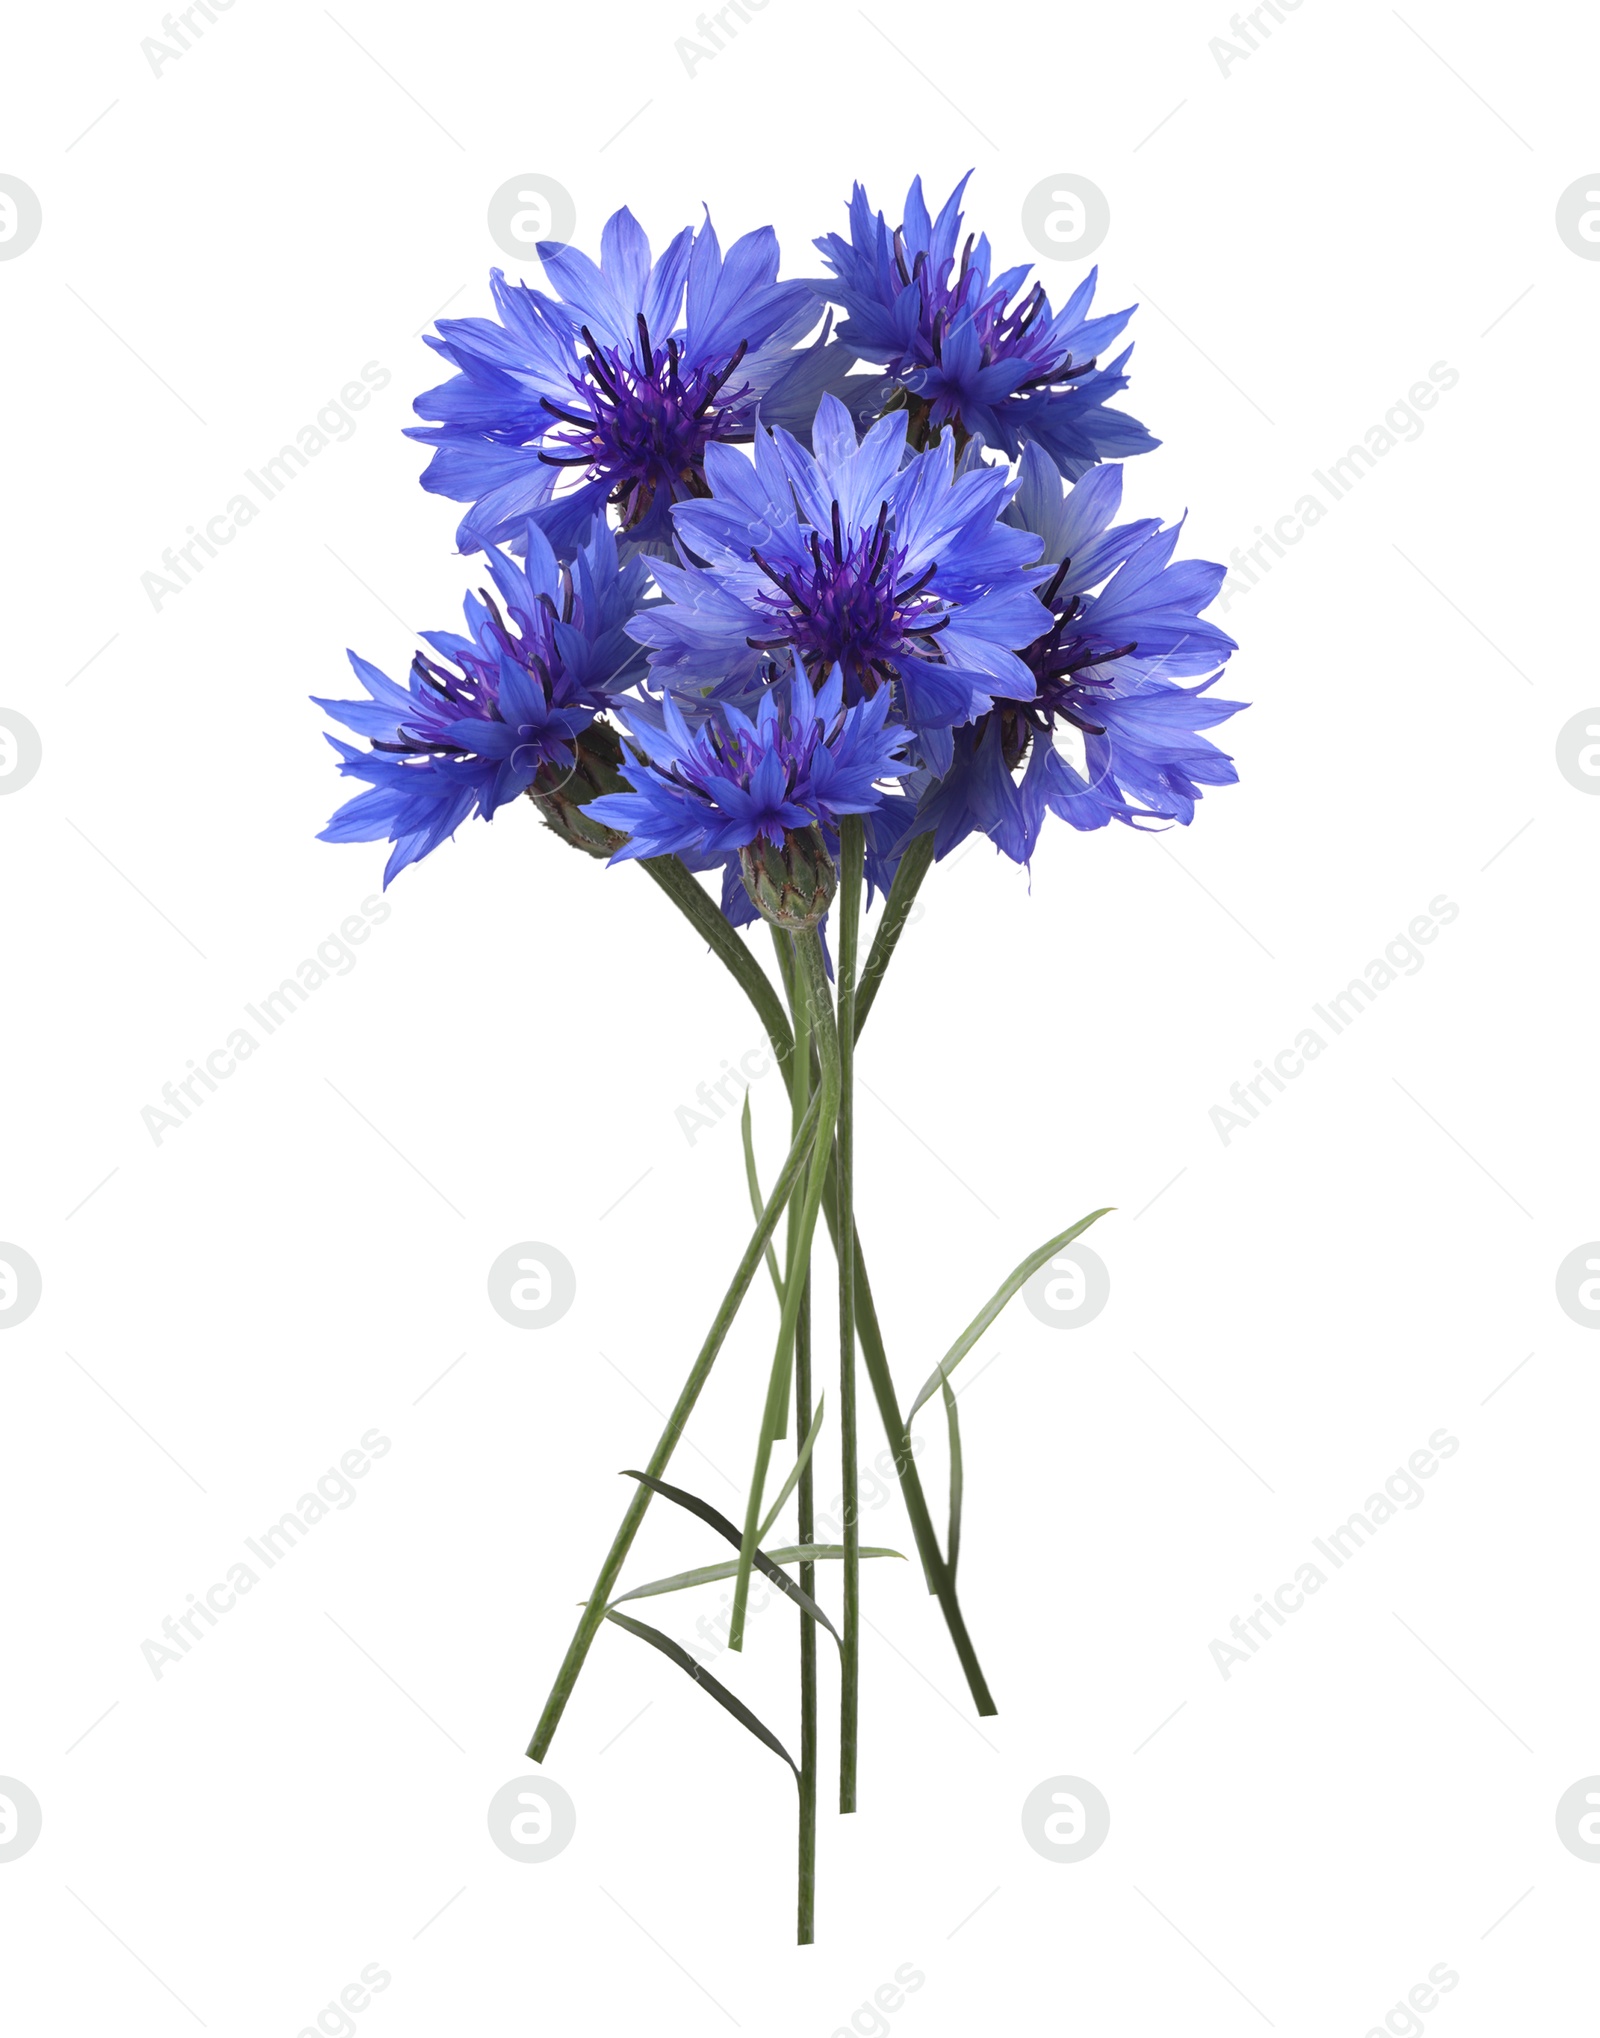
[606,1545,904,1609]
[604,1609,798,1777]
[906,1209,1114,1422]
[620,1469,842,1643]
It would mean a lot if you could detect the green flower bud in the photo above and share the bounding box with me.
[739,826,837,931]
[528,722,629,860]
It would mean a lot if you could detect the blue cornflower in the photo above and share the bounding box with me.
[630,393,1049,776]
[408,206,847,557]
[315,521,648,882]
[815,173,1157,480]
[585,662,911,865]
[915,444,1245,860]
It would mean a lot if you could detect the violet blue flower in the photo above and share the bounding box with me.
[585,661,911,866]
[315,520,647,882]
[914,444,1245,860]
[815,173,1157,479]
[408,206,850,557]
[630,392,1050,776]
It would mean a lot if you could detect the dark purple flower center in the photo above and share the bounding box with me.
[675,704,817,805]
[893,232,1037,369]
[380,592,581,764]
[692,720,771,791]
[997,560,1136,771]
[539,315,751,528]
[375,650,490,761]
[746,500,946,700]
[888,232,1099,394]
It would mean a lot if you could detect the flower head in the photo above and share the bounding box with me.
[408,206,848,556]
[315,521,648,882]
[585,661,911,872]
[915,445,1245,861]
[631,392,1049,775]
[815,174,1158,479]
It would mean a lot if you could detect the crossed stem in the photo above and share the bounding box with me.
[524,835,994,1949]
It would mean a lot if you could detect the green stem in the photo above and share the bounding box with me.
[834,835,996,1709]
[853,831,933,1040]
[794,1270,816,1945]
[836,820,863,1811]
[769,921,797,1018]
[740,1093,786,1306]
[787,936,817,1945]
[728,931,840,1652]
[852,1234,996,1715]
[775,966,811,1443]
[641,855,794,1073]
[526,1087,823,1762]
[637,849,996,1718]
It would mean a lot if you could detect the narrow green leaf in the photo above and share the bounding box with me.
[757,1393,825,1541]
[906,1208,1114,1422]
[621,1469,842,1643]
[606,1545,904,1609]
[741,1091,786,1306]
[604,1608,798,1777]
[940,1372,963,1580]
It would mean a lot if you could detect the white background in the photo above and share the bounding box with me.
[3,0,1598,2031]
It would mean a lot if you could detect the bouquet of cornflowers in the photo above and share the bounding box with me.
[316,173,1244,1942]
